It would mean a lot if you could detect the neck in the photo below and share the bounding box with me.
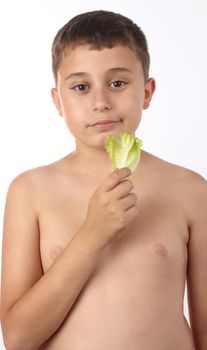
[71,139,114,179]
[68,138,146,183]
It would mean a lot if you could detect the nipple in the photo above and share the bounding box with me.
[153,243,168,257]
[49,246,63,261]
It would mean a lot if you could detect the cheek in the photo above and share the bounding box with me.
[59,96,89,137]
[60,94,78,115]
[132,88,145,108]
[123,87,144,107]
[118,90,143,116]
[117,91,144,132]
[60,94,86,122]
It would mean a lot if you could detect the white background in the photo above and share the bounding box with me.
[0,0,206,348]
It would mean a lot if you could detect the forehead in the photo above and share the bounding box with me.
[58,44,143,78]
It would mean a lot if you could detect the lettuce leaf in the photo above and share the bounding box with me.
[105,133,143,172]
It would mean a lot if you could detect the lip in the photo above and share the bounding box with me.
[91,119,120,126]
[91,119,120,129]
[90,120,120,130]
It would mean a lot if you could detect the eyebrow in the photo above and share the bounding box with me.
[64,67,133,81]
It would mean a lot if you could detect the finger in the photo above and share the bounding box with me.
[119,192,137,211]
[125,204,139,220]
[117,203,139,232]
[112,179,134,199]
[103,167,131,192]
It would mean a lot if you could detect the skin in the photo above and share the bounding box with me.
[1,44,207,350]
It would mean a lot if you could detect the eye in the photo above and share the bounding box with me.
[110,80,127,88]
[71,84,88,92]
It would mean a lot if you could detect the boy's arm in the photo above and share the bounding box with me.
[186,173,207,350]
[1,172,103,350]
[1,167,136,350]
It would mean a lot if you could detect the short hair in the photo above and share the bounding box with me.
[52,10,150,84]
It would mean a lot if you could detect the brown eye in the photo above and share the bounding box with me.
[72,84,88,92]
[110,80,127,88]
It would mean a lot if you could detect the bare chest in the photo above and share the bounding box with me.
[38,180,189,282]
[38,178,192,348]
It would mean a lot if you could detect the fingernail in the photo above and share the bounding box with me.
[122,167,131,176]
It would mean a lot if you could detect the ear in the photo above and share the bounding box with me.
[143,78,156,109]
[51,88,63,117]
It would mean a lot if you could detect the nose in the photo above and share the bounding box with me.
[92,87,112,112]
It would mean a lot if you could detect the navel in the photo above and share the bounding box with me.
[49,246,63,261]
[153,243,168,257]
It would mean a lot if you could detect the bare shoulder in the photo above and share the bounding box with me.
[141,150,207,215]
[9,162,58,186]
[142,150,206,187]
[7,156,70,196]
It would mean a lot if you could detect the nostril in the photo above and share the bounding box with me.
[93,104,111,111]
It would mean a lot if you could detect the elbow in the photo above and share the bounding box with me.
[3,339,35,350]
[1,321,16,350]
[1,312,24,350]
[2,327,35,350]
[3,333,25,350]
[1,309,39,350]
[3,333,20,350]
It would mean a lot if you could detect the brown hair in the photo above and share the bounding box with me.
[52,10,150,84]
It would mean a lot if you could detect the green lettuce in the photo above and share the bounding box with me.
[105,133,143,172]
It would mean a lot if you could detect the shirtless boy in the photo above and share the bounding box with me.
[1,10,207,350]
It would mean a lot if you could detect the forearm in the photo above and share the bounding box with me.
[3,228,104,350]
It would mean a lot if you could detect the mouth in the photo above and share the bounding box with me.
[90,119,122,130]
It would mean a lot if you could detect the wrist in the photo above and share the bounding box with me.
[76,225,108,254]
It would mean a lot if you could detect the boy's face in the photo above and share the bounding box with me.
[52,44,155,148]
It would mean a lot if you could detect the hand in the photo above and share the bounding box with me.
[81,167,138,247]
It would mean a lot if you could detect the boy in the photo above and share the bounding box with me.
[1,10,207,350]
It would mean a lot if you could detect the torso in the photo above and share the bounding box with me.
[36,151,195,349]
